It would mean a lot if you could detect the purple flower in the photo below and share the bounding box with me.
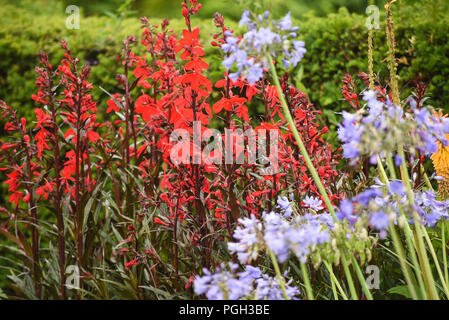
[339,199,353,216]
[303,195,323,211]
[239,10,252,27]
[290,40,307,66]
[263,212,331,263]
[356,188,383,206]
[229,72,240,82]
[222,55,235,69]
[254,274,300,300]
[238,265,261,280]
[389,180,405,196]
[194,264,300,300]
[395,155,403,166]
[337,199,359,226]
[369,211,390,230]
[343,141,360,160]
[412,106,449,155]
[362,90,377,102]
[221,36,238,53]
[221,9,306,83]
[282,59,291,68]
[338,111,364,162]
[228,215,262,263]
[278,12,292,30]
[369,154,378,164]
[414,108,429,126]
[337,90,449,163]
[414,189,449,227]
[234,50,250,70]
[277,196,293,217]
[246,63,264,84]
[249,27,281,50]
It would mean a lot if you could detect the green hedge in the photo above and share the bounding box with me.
[299,5,449,114]
[0,1,448,122]
[0,1,222,120]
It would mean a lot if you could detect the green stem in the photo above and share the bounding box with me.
[300,262,314,300]
[378,155,420,299]
[390,225,420,299]
[398,146,439,299]
[421,164,434,191]
[330,275,339,300]
[341,255,358,300]
[367,0,375,90]
[268,248,289,300]
[323,261,348,300]
[385,154,428,298]
[423,226,449,298]
[350,255,374,300]
[443,221,449,292]
[386,154,428,298]
[386,155,397,180]
[267,55,336,220]
[268,56,364,297]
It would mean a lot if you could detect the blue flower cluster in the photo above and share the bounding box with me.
[413,190,449,227]
[264,212,331,263]
[277,194,324,215]
[227,214,263,263]
[337,181,449,238]
[338,90,403,164]
[411,100,449,154]
[337,185,394,239]
[194,264,300,300]
[303,195,324,211]
[228,205,331,264]
[276,195,293,217]
[338,90,449,164]
[221,10,306,84]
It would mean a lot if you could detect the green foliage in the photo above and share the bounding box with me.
[298,6,449,112]
[58,0,386,20]
[1,1,449,125]
[0,0,218,120]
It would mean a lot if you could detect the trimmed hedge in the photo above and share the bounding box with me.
[0,1,221,120]
[299,6,449,113]
[0,1,448,122]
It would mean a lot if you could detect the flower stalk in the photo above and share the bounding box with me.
[267,55,336,220]
[268,248,289,300]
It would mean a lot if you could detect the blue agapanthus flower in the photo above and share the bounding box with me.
[277,195,293,217]
[221,11,306,84]
[263,212,331,263]
[228,210,331,264]
[194,264,300,300]
[227,215,262,263]
[337,181,449,239]
[412,103,449,155]
[338,89,449,164]
[303,195,324,211]
[413,189,449,227]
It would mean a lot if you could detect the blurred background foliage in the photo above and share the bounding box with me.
[60,0,388,20]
